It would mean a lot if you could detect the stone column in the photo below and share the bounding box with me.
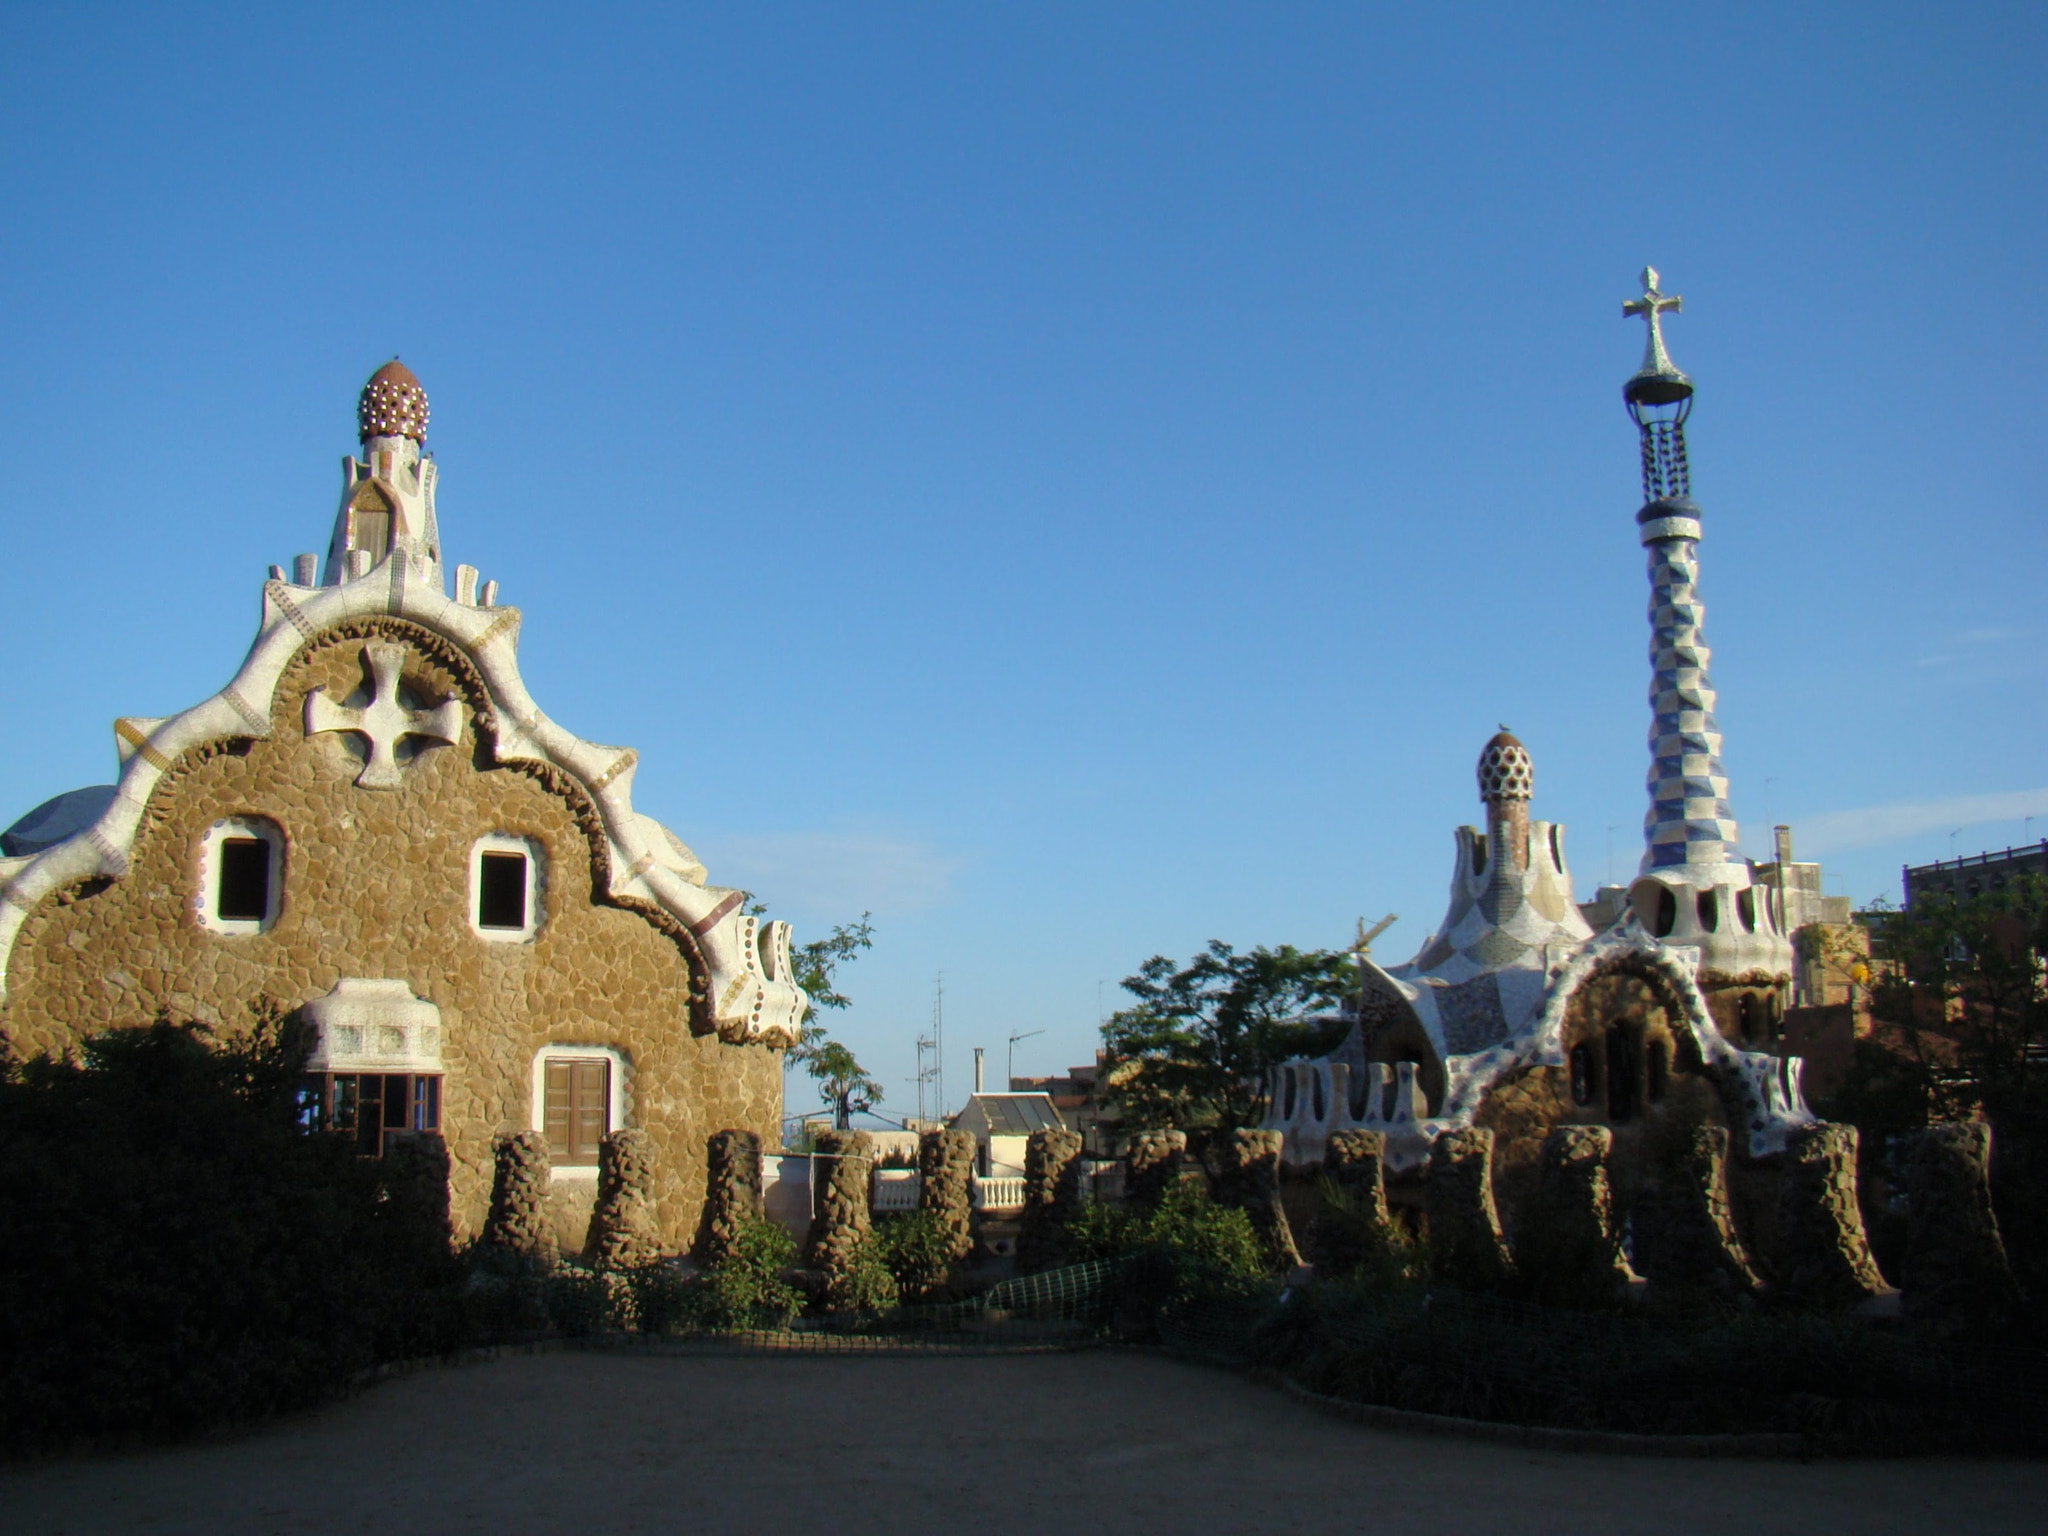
[1630,1124,1762,1294]
[806,1129,875,1280]
[1018,1127,1085,1272]
[482,1130,554,1269]
[1325,1129,1391,1226]
[697,1128,763,1268]
[1126,1129,1189,1210]
[917,1128,976,1263]
[1776,1122,1888,1304]
[589,1128,662,1271]
[1214,1128,1303,1272]
[1424,1127,1514,1291]
[1901,1121,2021,1321]
[1519,1126,1635,1307]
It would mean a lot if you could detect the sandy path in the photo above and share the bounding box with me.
[2,1349,2041,1535]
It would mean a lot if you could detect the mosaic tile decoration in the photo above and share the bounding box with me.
[1640,528,1741,870]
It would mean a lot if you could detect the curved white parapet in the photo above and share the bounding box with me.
[1267,1057,1432,1174]
[0,554,808,1047]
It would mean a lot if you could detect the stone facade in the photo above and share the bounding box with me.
[1776,1123,1888,1304]
[917,1127,976,1262]
[1900,1122,2022,1321]
[1517,1125,1635,1307]
[1017,1127,1084,1273]
[0,365,803,1259]
[1213,1128,1302,1271]
[1424,1127,1514,1291]
[1125,1129,1189,1209]
[697,1128,765,1266]
[1629,1124,1763,1294]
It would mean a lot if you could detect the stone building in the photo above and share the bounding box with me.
[1266,270,1817,1237]
[0,362,807,1253]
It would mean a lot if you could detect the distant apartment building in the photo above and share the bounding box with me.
[1903,841,2048,909]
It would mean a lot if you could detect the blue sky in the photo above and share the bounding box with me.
[3,4,2043,1118]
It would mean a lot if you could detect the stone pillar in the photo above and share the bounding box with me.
[697,1128,763,1268]
[483,1130,554,1269]
[806,1129,875,1280]
[1325,1129,1391,1226]
[1126,1129,1189,1210]
[917,1128,976,1263]
[589,1128,662,1271]
[1424,1127,1513,1291]
[1777,1122,1888,1305]
[1018,1127,1085,1272]
[1214,1128,1303,1271]
[1519,1126,1634,1307]
[1901,1121,2021,1321]
[379,1130,455,1277]
[1630,1124,1763,1294]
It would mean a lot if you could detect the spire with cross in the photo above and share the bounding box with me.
[1622,266,1692,405]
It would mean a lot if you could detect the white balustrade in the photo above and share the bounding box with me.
[971,1175,1026,1212]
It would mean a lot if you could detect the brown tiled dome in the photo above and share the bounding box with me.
[357,359,429,442]
[1476,730,1533,802]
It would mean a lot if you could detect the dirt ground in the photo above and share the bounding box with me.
[3,1348,2043,1535]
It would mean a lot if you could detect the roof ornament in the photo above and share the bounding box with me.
[1621,266,1696,507]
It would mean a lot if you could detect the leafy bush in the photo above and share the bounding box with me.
[0,1014,398,1452]
[673,1216,800,1331]
[1066,1182,1264,1278]
[872,1210,959,1301]
[821,1237,900,1315]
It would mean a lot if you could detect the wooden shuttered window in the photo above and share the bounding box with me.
[545,1058,609,1165]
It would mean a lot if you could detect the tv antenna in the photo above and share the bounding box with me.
[1007,1028,1045,1089]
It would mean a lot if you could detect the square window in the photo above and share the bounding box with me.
[217,837,271,921]
[478,852,527,930]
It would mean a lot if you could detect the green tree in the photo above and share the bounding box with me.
[1100,940,1354,1131]
[782,914,884,1130]
[1824,879,2048,1295]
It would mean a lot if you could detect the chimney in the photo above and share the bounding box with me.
[1774,824,1793,865]
[973,1048,985,1094]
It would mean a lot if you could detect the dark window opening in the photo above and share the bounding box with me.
[478,851,528,930]
[1569,1043,1597,1106]
[1471,834,1488,879]
[1696,889,1719,932]
[1646,1037,1669,1103]
[1736,887,1757,932]
[1548,825,1563,869]
[1739,992,1766,1042]
[1651,886,1676,937]
[1605,1026,1637,1122]
[545,1058,609,1166]
[302,1072,442,1154]
[217,836,271,922]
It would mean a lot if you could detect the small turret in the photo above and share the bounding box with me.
[319,360,443,588]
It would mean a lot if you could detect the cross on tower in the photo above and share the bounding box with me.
[1623,265,1684,379]
[305,642,464,790]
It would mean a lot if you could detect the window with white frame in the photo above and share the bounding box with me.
[470,833,543,941]
[195,816,283,935]
[530,1046,625,1171]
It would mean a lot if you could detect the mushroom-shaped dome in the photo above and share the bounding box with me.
[358,359,429,443]
[1476,730,1533,802]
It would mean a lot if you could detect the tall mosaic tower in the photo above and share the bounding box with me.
[1620,269,1791,982]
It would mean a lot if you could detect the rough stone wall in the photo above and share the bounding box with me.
[805,1129,873,1276]
[482,1130,554,1266]
[0,623,784,1252]
[1901,1121,2020,1321]
[1125,1129,1188,1210]
[1213,1128,1302,1271]
[1325,1129,1390,1227]
[1424,1127,1514,1291]
[1017,1127,1084,1273]
[1518,1126,1634,1307]
[1629,1124,1763,1294]
[917,1128,975,1262]
[588,1128,662,1270]
[1776,1122,1889,1304]
[696,1128,763,1267]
